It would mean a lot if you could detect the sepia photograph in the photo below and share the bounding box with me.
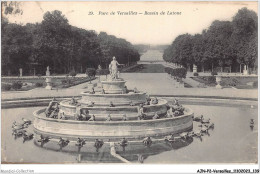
[1,1,258,173]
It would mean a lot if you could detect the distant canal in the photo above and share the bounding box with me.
[1,99,257,164]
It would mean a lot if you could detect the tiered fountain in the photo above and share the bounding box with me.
[33,57,193,156]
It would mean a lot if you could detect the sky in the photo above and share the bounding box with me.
[4,1,258,45]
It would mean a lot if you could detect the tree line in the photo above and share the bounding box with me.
[2,10,140,76]
[163,8,258,73]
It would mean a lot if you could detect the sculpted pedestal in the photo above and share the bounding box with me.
[45,66,52,90]
[101,79,126,94]
[215,76,223,89]
[45,77,52,90]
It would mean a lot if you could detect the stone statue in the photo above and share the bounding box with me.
[88,115,95,121]
[138,104,145,120]
[45,99,58,117]
[46,66,50,76]
[109,57,122,80]
[52,97,57,102]
[19,68,22,77]
[59,112,65,120]
[75,105,82,121]
[153,112,159,119]
[122,114,127,121]
[89,87,95,94]
[151,97,158,104]
[166,109,173,118]
[49,103,59,119]
[106,114,112,121]
[69,97,77,105]
[173,98,179,106]
[109,101,115,107]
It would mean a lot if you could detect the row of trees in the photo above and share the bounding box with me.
[2,10,140,76]
[163,8,258,73]
[164,67,187,81]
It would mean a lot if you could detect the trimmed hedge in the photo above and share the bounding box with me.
[2,83,11,91]
[61,79,72,85]
[11,81,22,90]
[86,68,96,77]
[165,67,187,80]
[61,79,67,84]
[193,72,199,76]
[35,82,43,87]
[96,69,110,76]
[69,70,77,77]
[211,71,218,76]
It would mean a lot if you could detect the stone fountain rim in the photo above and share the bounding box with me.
[33,107,193,125]
[101,80,126,83]
[59,98,168,108]
[80,91,146,96]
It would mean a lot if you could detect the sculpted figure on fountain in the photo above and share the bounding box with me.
[45,98,58,117]
[69,97,78,105]
[109,56,123,80]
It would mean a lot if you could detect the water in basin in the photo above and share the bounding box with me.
[1,101,257,164]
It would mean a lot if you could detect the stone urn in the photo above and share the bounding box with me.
[215,76,222,89]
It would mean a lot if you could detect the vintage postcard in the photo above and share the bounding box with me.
[1,1,258,173]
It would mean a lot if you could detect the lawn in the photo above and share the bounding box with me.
[1,76,95,91]
[124,64,166,73]
[191,76,258,88]
[191,76,217,87]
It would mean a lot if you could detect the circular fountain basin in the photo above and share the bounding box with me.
[80,91,146,105]
[33,107,193,141]
[59,98,168,120]
[2,99,257,164]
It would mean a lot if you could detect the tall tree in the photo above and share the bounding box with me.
[164,7,258,74]
[32,10,72,73]
[2,23,32,75]
[231,7,258,71]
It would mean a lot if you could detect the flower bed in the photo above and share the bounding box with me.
[1,76,96,91]
[191,76,258,88]
[191,76,217,87]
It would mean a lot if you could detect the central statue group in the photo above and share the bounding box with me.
[109,56,123,80]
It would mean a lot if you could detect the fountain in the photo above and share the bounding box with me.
[33,57,194,157]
